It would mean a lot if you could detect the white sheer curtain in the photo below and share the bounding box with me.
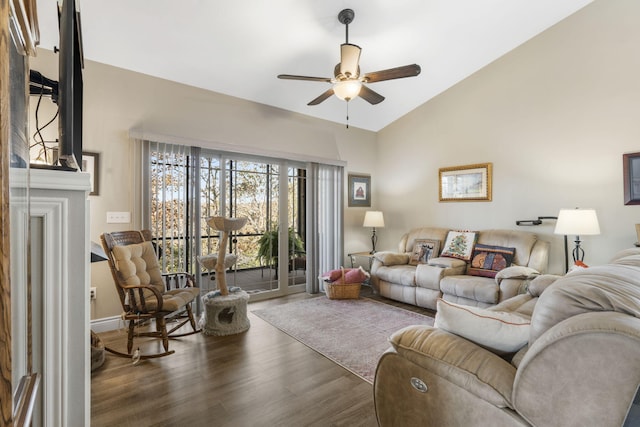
[306,163,344,293]
[138,139,201,276]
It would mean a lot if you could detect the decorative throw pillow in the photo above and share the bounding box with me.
[440,230,478,261]
[409,239,441,266]
[434,299,531,353]
[468,244,516,278]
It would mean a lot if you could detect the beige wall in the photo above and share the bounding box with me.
[375,0,640,273]
[31,0,640,320]
[31,50,378,320]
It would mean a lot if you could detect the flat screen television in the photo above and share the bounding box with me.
[56,0,84,171]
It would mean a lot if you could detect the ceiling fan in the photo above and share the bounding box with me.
[278,8,421,106]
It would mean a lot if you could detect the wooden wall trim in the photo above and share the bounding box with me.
[1,0,14,425]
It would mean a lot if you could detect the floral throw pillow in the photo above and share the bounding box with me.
[441,230,478,261]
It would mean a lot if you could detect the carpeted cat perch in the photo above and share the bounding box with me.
[199,216,251,336]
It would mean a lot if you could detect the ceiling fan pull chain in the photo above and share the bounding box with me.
[346,102,349,129]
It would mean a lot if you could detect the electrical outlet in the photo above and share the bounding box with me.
[90,287,97,300]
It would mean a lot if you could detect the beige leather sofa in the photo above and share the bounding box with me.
[370,228,550,310]
[373,248,640,427]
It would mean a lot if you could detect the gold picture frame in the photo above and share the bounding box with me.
[439,163,492,202]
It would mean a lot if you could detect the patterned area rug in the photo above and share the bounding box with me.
[252,296,434,384]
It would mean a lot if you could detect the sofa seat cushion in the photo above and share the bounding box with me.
[440,275,499,304]
[374,265,416,287]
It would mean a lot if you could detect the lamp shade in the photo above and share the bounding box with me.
[554,209,600,235]
[363,211,385,228]
[333,80,362,101]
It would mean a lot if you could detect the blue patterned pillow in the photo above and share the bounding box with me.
[468,244,516,278]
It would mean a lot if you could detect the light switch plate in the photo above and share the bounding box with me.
[106,211,131,223]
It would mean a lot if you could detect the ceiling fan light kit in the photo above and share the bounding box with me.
[333,80,362,101]
[278,8,421,108]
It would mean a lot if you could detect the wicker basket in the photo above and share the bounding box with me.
[325,281,361,299]
[324,268,361,299]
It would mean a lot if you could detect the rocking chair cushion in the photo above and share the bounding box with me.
[112,241,164,294]
[144,288,200,312]
[112,241,199,312]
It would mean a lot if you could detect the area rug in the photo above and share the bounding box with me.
[252,297,434,384]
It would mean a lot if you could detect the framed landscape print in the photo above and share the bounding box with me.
[439,163,492,202]
[348,174,371,207]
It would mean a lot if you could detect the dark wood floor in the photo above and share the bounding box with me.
[92,290,414,427]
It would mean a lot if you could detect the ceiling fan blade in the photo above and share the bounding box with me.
[362,64,421,83]
[308,88,335,106]
[340,43,361,78]
[278,74,332,83]
[359,85,385,105]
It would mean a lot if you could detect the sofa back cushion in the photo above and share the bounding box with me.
[399,227,450,255]
[529,263,640,345]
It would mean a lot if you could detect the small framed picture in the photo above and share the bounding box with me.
[623,152,640,205]
[348,174,371,207]
[82,152,100,196]
[409,239,441,266]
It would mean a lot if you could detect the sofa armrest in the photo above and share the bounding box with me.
[389,325,516,407]
[495,266,541,301]
[372,251,410,267]
[513,312,640,427]
[427,256,467,269]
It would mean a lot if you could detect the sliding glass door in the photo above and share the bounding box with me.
[147,142,307,299]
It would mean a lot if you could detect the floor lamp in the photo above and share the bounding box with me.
[363,211,385,254]
[554,208,600,271]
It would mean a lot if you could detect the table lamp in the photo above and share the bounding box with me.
[363,211,385,253]
[554,208,600,268]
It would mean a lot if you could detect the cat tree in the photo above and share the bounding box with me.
[199,216,250,336]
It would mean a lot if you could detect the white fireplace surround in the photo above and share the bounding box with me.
[10,168,90,426]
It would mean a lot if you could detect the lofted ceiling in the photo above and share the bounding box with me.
[35,0,593,132]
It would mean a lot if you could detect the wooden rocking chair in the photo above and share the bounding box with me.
[101,230,201,360]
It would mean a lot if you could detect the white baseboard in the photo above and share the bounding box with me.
[91,315,122,333]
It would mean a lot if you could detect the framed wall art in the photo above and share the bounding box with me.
[439,163,492,202]
[623,152,640,205]
[348,174,371,207]
[82,152,100,196]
